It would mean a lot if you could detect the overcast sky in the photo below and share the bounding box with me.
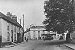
[0,0,46,29]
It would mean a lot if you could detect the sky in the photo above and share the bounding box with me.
[0,0,46,30]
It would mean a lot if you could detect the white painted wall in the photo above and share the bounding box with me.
[29,30,49,40]
[1,19,9,42]
[1,18,22,43]
[56,34,62,40]
[36,31,38,40]
[44,31,48,34]
[0,18,2,39]
[30,31,34,39]
[29,26,51,40]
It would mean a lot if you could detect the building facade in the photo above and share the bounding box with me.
[0,12,23,46]
[26,26,49,40]
[24,25,67,40]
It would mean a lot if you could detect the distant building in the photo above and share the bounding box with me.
[0,12,23,46]
[25,26,50,40]
[24,25,67,40]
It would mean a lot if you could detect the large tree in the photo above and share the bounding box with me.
[43,0,75,34]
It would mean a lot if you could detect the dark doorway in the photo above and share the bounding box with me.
[66,33,71,42]
[17,33,21,43]
[11,30,13,42]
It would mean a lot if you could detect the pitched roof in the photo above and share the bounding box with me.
[0,12,22,28]
[30,26,45,29]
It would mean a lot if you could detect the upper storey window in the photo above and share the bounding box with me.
[7,26,9,31]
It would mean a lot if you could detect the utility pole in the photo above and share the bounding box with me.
[20,19,21,25]
[22,14,24,41]
[23,14,24,31]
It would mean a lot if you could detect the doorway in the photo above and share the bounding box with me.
[11,30,13,42]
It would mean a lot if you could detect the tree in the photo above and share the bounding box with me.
[43,0,75,34]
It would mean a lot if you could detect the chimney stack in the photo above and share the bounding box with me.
[12,15,17,22]
[6,12,17,22]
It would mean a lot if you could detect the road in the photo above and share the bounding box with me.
[0,40,73,50]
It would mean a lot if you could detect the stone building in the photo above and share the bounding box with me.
[25,26,50,40]
[0,12,23,46]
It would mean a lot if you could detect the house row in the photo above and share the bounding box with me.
[24,25,67,41]
[24,26,47,40]
[0,12,23,46]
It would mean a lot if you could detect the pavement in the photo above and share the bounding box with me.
[2,42,25,48]
[2,40,37,48]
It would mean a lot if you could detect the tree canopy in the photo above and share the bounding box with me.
[43,0,75,34]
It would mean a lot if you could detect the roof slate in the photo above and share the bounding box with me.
[0,12,22,28]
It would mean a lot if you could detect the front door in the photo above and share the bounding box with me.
[17,33,20,43]
[11,30,13,42]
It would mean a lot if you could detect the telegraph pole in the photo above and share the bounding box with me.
[22,14,24,41]
[20,19,21,25]
[23,14,24,31]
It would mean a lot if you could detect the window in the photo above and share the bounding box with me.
[14,26,16,32]
[7,32,10,41]
[33,31,35,39]
[38,31,40,37]
[7,26,9,31]
[14,34,16,41]
[43,31,45,34]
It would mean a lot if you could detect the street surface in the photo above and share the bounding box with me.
[0,40,73,50]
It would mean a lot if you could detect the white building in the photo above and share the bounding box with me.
[0,12,23,46]
[24,25,67,40]
[27,26,49,40]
